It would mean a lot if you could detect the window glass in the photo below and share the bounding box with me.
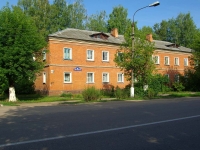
[102,73,109,82]
[64,48,72,60]
[87,73,94,83]
[64,72,71,83]
[87,50,94,60]
[117,73,124,82]
[102,51,109,61]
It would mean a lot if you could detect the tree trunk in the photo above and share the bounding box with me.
[9,87,17,102]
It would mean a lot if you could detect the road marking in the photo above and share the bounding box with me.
[1,114,200,148]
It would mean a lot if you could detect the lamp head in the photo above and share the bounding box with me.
[149,1,160,7]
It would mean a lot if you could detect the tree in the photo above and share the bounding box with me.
[67,0,86,29]
[153,13,197,47]
[49,0,68,33]
[114,23,155,96]
[183,29,200,91]
[17,0,51,38]
[107,5,131,34]
[86,11,108,32]
[0,6,46,101]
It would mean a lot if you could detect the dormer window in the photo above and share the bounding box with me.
[166,43,179,48]
[90,32,109,40]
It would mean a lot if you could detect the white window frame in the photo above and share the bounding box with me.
[87,50,94,61]
[102,51,109,62]
[64,72,72,83]
[43,72,46,84]
[153,55,160,64]
[102,72,109,82]
[63,48,72,60]
[87,72,94,83]
[117,73,124,82]
[174,57,179,66]
[184,58,188,66]
[164,56,170,65]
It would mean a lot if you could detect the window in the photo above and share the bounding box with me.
[42,50,46,60]
[117,73,124,82]
[102,73,109,82]
[102,51,109,61]
[153,55,160,64]
[184,58,188,66]
[164,56,169,65]
[174,74,179,82]
[43,72,46,84]
[174,57,179,65]
[87,72,94,83]
[87,50,94,61]
[64,48,72,60]
[64,72,72,83]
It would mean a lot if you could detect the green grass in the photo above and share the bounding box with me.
[1,92,200,106]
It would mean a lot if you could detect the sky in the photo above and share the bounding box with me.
[1,0,200,29]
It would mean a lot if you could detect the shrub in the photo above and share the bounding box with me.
[82,86,101,102]
[60,92,73,98]
[101,85,115,97]
[147,88,157,98]
[114,86,129,99]
[173,82,185,92]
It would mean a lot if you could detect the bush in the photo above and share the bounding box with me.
[147,88,157,98]
[173,82,185,92]
[101,85,115,97]
[114,86,129,99]
[60,92,73,98]
[82,86,101,102]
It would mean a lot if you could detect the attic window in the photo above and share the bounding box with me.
[166,43,179,48]
[90,33,109,40]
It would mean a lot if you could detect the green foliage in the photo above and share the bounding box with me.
[134,85,146,98]
[60,92,73,98]
[114,23,155,89]
[0,6,46,94]
[101,85,115,97]
[134,74,170,98]
[153,13,197,48]
[114,86,129,100]
[180,68,200,91]
[107,5,131,34]
[17,0,51,37]
[86,11,108,32]
[82,86,101,102]
[15,79,35,94]
[17,0,87,36]
[172,82,185,92]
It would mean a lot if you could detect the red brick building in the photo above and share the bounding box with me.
[34,28,192,95]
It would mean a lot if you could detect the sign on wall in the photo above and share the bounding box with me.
[74,67,82,71]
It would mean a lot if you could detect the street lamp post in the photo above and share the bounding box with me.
[130,1,160,97]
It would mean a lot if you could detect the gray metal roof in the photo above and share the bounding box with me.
[153,40,192,53]
[49,28,192,53]
[49,28,124,44]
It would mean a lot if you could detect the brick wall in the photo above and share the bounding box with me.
[35,38,129,95]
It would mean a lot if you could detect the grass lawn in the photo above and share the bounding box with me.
[0,92,200,106]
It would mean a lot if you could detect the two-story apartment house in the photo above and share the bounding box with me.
[34,28,192,95]
[34,28,129,95]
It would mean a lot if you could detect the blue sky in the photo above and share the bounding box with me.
[1,0,200,29]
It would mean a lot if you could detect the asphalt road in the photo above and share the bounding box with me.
[0,97,200,150]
